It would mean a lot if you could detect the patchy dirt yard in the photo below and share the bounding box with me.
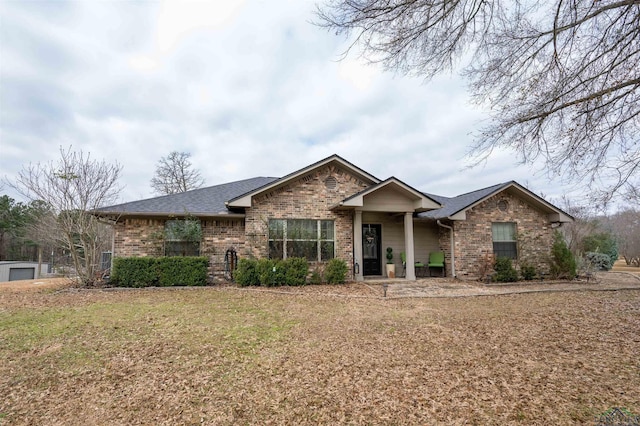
[1,278,639,425]
[0,277,74,292]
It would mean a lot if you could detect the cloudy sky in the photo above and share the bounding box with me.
[0,0,584,206]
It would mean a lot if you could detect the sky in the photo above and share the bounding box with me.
[0,0,586,207]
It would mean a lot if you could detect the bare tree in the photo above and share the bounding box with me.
[11,147,122,285]
[316,0,640,202]
[557,196,599,256]
[609,208,640,266]
[150,151,204,195]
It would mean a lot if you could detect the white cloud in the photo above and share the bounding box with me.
[0,0,586,207]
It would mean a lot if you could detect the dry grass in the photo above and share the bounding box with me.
[0,277,74,292]
[1,285,639,425]
[613,259,640,276]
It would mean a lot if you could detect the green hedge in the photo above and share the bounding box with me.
[234,257,310,286]
[111,257,158,288]
[324,258,348,284]
[111,256,209,287]
[494,257,518,282]
[157,257,208,286]
[235,258,260,287]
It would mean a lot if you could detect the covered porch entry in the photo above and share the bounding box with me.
[332,177,442,281]
[356,213,443,280]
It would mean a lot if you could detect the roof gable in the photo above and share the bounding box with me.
[336,177,441,212]
[226,154,380,208]
[419,181,573,222]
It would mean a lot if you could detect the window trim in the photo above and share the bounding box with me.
[491,222,517,260]
[268,219,335,261]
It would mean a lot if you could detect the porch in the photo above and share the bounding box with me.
[354,213,447,281]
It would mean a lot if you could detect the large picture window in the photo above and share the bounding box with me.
[492,222,517,259]
[165,219,202,256]
[268,219,335,261]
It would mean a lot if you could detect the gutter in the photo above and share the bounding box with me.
[92,211,247,219]
[437,220,456,278]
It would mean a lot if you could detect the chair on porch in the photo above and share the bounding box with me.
[428,251,445,277]
[415,260,427,278]
[401,252,428,278]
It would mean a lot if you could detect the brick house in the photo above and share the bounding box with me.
[93,155,573,281]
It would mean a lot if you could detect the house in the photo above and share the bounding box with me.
[93,155,573,281]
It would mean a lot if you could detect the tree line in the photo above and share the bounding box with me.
[2,147,204,285]
[561,201,640,269]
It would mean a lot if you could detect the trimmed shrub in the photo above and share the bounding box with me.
[549,231,577,279]
[111,257,209,287]
[494,257,518,282]
[257,258,278,287]
[309,268,323,285]
[520,264,537,281]
[157,257,208,286]
[283,257,309,286]
[324,258,348,284]
[584,252,612,271]
[111,257,158,287]
[235,258,260,286]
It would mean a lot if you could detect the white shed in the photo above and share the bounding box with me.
[0,261,48,282]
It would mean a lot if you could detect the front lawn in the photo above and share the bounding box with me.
[1,286,638,424]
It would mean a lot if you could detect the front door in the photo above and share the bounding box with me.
[362,224,382,276]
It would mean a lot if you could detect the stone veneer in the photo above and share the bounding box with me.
[439,192,555,280]
[244,164,370,279]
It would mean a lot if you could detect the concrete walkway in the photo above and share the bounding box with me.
[366,272,640,298]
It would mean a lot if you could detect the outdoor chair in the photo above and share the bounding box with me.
[415,260,427,278]
[428,251,445,277]
[401,252,428,278]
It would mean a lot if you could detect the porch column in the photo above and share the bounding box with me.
[354,210,363,282]
[404,212,416,280]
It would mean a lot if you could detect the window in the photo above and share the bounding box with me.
[165,219,201,256]
[492,222,517,259]
[268,219,335,261]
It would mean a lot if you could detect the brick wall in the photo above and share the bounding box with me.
[113,217,246,281]
[114,218,165,257]
[440,192,554,280]
[245,164,371,279]
[202,218,245,281]
[111,165,371,281]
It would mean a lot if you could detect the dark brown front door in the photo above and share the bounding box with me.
[362,224,381,276]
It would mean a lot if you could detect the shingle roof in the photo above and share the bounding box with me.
[94,177,278,216]
[419,182,511,219]
[92,157,571,223]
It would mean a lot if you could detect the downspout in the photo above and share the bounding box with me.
[437,220,455,278]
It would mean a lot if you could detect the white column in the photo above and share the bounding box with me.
[404,212,416,280]
[354,210,363,282]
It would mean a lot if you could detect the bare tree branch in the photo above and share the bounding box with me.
[316,0,640,202]
[10,146,122,285]
[150,151,205,195]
